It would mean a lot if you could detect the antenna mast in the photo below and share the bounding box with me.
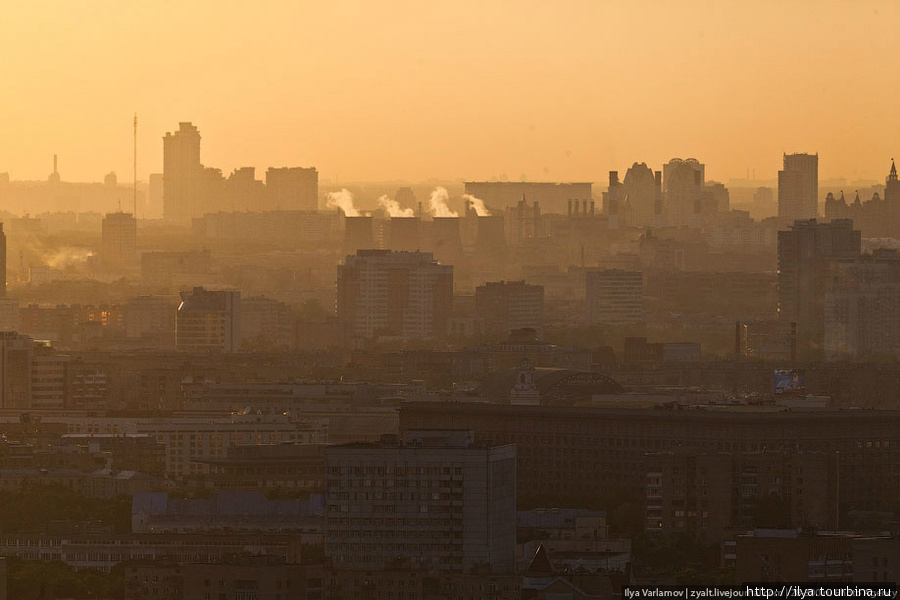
[133,113,138,218]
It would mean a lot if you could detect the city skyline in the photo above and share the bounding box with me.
[1,2,900,595]
[1,1,899,184]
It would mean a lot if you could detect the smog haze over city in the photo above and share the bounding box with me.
[2,1,900,185]
[0,1,898,598]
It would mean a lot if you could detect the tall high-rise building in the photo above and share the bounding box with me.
[703,181,730,212]
[337,250,453,340]
[163,122,202,223]
[585,270,644,325]
[225,167,265,212]
[175,287,241,353]
[0,332,33,409]
[777,219,861,355]
[623,162,662,227]
[100,212,137,273]
[778,153,818,221]
[324,429,516,572]
[0,222,16,333]
[603,171,623,228]
[265,167,318,211]
[663,158,704,227]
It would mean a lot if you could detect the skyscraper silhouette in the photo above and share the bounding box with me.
[663,158,704,228]
[623,162,661,227]
[163,122,202,223]
[778,153,818,222]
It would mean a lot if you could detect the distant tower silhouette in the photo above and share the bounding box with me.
[48,154,60,184]
[884,159,900,238]
[885,158,900,202]
[663,158,704,227]
[778,153,818,221]
[133,113,138,218]
[163,122,202,223]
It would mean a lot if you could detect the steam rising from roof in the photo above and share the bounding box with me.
[326,188,360,217]
[377,195,415,218]
[463,194,491,216]
[426,187,458,218]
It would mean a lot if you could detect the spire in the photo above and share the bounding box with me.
[890,159,898,182]
[525,543,555,576]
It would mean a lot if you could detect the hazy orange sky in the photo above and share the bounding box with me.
[1,1,898,185]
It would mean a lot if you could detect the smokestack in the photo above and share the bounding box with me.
[53,154,58,175]
[609,171,619,186]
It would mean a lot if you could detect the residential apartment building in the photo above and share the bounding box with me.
[778,219,861,355]
[325,429,516,573]
[824,249,900,360]
[175,287,241,353]
[585,270,643,325]
[778,152,819,222]
[400,403,900,531]
[337,250,452,340]
[475,280,544,338]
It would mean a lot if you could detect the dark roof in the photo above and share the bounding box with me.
[477,368,624,402]
[402,401,900,424]
[525,543,555,576]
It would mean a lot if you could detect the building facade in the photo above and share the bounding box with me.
[175,287,241,353]
[585,270,643,326]
[163,122,202,223]
[475,281,544,339]
[777,219,861,355]
[101,211,137,273]
[824,249,900,360]
[400,402,900,532]
[623,162,662,228]
[778,153,819,222]
[266,167,319,212]
[663,158,704,228]
[324,430,516,573]
[337,250,452,340]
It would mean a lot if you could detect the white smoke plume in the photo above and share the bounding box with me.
[45,247,93,269]
[326,188,360,217]
[377,195,415,218]
[463,194,491,216]
[426,187,458,218]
